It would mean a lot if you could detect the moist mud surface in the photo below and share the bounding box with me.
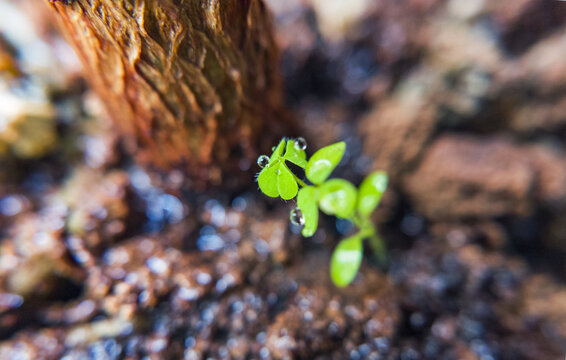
[1,0,566,359]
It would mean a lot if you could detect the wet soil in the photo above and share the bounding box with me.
[1,0,566,359]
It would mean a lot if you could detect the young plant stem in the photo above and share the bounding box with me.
[353,214,374,235]
[293,174,308,188]
[368,233,387,265]
[257,138,389,287]
[352,213,386,263]
[358,224,376,238]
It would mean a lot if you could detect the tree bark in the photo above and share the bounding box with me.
[46,0,286,186]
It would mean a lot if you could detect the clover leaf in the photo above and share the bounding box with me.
[277,163,299,200]
[297,186,319,237]
[257,139,300,200]
[318,178,357,219]
[257,164,279,197]
[306,142,345,184]
[258,161,298,200]
[330,234,363,287]
[357,171,388,217]
[270,138,286,162]
[284,139,307,168]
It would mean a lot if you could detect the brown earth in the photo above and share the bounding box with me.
[1,0,566,359]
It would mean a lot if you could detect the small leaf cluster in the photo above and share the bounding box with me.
[256,137,388,287]
[257,138,306,200]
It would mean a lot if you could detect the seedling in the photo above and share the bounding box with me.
[256,137,388,287]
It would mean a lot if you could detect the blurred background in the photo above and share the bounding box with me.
[1,0,566,359]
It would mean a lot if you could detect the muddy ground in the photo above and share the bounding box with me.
[1,0,566,359]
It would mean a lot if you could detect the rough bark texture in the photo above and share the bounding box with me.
[46,0,285,185]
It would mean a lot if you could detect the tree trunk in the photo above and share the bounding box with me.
[46,0,286,186]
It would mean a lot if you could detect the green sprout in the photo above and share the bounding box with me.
[256,137,388,287]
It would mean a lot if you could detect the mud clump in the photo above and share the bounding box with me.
[404,135,566,220]
[390,239,566,359]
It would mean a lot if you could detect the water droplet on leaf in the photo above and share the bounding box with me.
[275,169,281,175]
[294,137,307,151]
[290,208,305,226]
[257,155,269,168]
[272,146,276,151]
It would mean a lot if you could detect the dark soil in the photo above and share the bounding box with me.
[1,0,566,359]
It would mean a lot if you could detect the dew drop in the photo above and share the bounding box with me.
[275,169,281,175]
[257,155,269,168]
[290,208,305,226]
[294,137,307,151]
[271,146,276,151]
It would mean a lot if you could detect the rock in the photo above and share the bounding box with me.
[63,168,131,252]
[360,71,439,179]
[0,202,84,299]
[430,221,508,249]
[404,135,566,220]
[525,143,566,207]
[521,275,566,347]
[499,31,566,134]
[404,135,534,220]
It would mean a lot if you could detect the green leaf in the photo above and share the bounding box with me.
[284,139,307,168]
[277,163,298,200]
[270,138,286,163]
[330,235,363,287]
[318,179,357,219]
[357,171,388,217]
[297,186,319,237]
[306,142,345,184]
[257,165,279,198]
